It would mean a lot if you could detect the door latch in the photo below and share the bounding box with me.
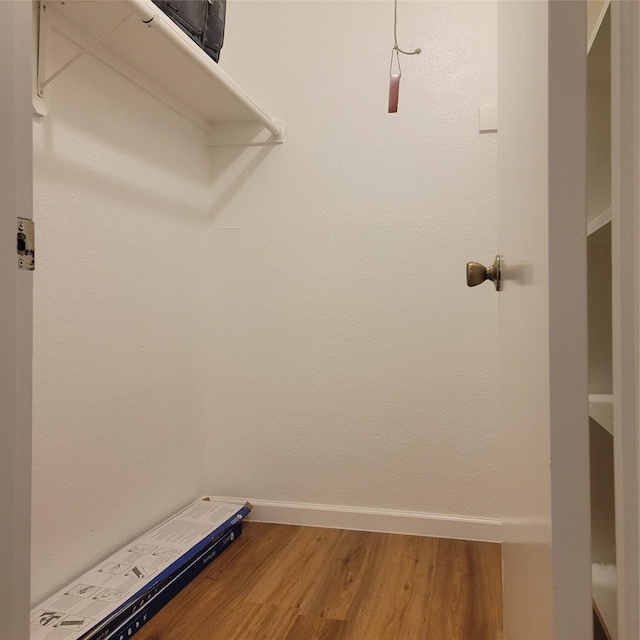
[17,218,35,271]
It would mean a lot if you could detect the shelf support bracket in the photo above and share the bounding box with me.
[34,2,134,115]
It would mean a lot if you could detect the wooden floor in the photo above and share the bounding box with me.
[134,522,503,640]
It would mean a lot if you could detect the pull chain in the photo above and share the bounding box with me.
[388,0,421,113]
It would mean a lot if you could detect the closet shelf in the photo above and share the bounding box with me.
[588,0,611,54]
[588,208,612,236]
[589,394,613,436]
[36,0,284,141]
[593,563,617,639]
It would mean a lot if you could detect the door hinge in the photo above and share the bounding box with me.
[17,218,35,271]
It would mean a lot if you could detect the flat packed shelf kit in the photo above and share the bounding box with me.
[30,498,251,640]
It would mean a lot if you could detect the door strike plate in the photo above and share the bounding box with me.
[17,218,35,271]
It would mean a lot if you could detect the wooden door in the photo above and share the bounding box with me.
[0,2,33,639]
[497,1,591,637]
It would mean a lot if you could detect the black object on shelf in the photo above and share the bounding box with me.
[152,0,226,63]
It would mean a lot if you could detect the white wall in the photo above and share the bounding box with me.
[205,1,499,518]
[32,32,210,603]
[31,0,499,605]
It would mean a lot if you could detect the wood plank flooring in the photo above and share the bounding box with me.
[134,522,503,640]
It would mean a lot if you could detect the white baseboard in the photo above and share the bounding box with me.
[211,497,502,543]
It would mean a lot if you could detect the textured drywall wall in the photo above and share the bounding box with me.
[32,34,210,603]
[205,1,499,517]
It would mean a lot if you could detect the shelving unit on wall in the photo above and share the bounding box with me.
[587,2,615,638]
[33,0,284,144]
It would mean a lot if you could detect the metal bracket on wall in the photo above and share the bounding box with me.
[33,1,134,117]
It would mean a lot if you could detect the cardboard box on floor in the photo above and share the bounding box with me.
[31,498,251,640]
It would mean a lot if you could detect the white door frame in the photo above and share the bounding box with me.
[611,2,640,637]
[546,2,592,635]
[0,2,33,638]
[498,0,591,637]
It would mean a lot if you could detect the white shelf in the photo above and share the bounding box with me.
[588,0,611,54]
[37,0,284,140]
[593,563,617,639]
[589,394,613,436]
[588,208,612,236]
[587,4,611,225]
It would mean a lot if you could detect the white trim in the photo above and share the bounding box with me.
[210,497,502,543]
[611,2,640,637]
[0,2,33,637]
[547,1,592,633]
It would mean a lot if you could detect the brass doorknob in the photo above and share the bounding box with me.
[466,255,503,291]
